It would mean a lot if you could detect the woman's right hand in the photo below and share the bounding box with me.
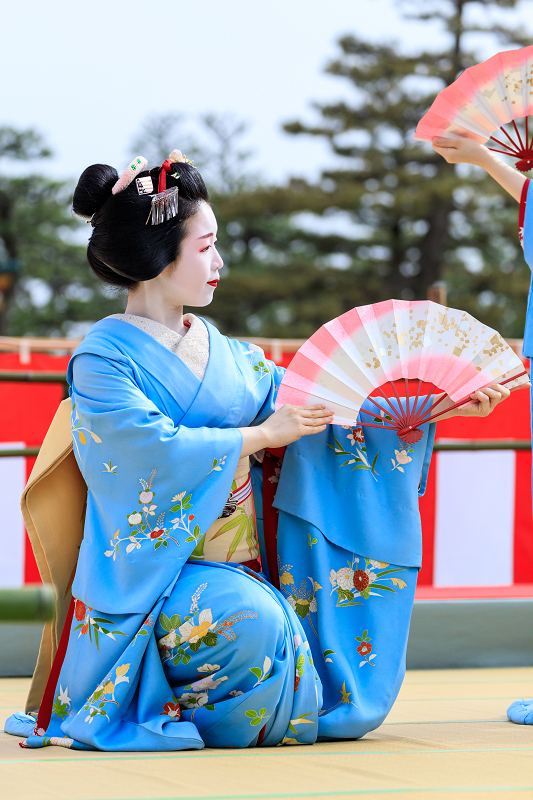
[239,404,334,458]
[431,136,490,166]
[261,404,334,449]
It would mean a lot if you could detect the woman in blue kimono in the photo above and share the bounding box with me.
[432,135,532,726]
[6,151,509,750]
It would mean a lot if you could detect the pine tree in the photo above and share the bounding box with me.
[0,127,122,337]
[280,0,533,337]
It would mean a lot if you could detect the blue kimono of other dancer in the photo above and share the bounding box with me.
[10,315,434,750]
[508,179,533,726]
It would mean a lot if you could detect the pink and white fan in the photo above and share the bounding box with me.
[415,45,533,172]
[275,300,529,444]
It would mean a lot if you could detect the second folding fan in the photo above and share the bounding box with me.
[415,45,533,171]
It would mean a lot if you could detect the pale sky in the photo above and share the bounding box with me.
[1,0,531,187]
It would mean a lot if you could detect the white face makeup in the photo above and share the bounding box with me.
[158,202,223,307]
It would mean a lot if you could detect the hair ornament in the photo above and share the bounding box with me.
[145,159,178,225]
[112,156,148,195]
[145,148,194,225]
[147,186,179,225]
[168,149,194,165]
[136,175,154,195]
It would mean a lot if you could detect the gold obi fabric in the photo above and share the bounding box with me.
[202,456,259,564]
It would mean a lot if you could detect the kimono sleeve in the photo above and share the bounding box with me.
[519,179,533,358]
[418,422,436,497]
[69,352,243,614]
[230,340,285,426]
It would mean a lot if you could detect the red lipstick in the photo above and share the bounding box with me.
[207,279,219,287]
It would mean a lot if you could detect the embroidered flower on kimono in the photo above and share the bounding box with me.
[139,490,154,504]
[268,466,281,484]
[309,596,318,613]
[293,634,302,648]
[179,609,216,644]
[353,570,370,592]
[368,559,389,569]
[197,663,220,673]
[394,449,412,466]
[172,491,187,502]
[280,570,294,586]
[348,427,365,445]
[286,595,297,611]
[150,529,164,539]
[229,689,243,698]
[81,623,89,635]
[127,512,142,526]
[161,701,181,719]
[74,599,86,622]
[158,630,178,649]
[191,672,228,692]
[336,567,355,590]
[177,691,209,709]
[58,685,71,706]
[357,641,372,657]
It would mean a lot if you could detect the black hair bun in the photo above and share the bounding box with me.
[72,163,119,219]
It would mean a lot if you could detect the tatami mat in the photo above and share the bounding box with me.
[1,668,532,800]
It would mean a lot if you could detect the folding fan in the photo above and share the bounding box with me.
[415,45,533,171]
[275,300,529,444]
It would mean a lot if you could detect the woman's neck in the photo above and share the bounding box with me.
[124,288,187,336]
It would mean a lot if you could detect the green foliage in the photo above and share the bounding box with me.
[3,2,533,339]
[0,126,123,335]
[277,0,533,338]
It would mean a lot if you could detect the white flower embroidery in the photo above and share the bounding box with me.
[139,491,154,504]
[58,685,70,706]
[177,691,209,709]
[229,689,243,698]
[197,663,220,673]
[336,567,355,590]
[127,512,142,525]
[178,609,216,644]
[191,672,229,692]
[369,559,389,569]
[395,449,412,465]
[159,630,178,649]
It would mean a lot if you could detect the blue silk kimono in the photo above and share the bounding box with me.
[508,179,533,726]
[14,316,435,750]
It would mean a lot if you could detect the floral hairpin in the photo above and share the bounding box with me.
[146,149,193,225]
[168,149,194,166]
[112,156,148,195]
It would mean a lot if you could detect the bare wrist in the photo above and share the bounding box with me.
[474,147,496,170]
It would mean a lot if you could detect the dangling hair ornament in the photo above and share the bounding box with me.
[111,156,148,195]
[147,149,193,226]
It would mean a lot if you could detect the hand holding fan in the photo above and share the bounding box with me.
[415,46,533,171]
[275,300,529,444]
